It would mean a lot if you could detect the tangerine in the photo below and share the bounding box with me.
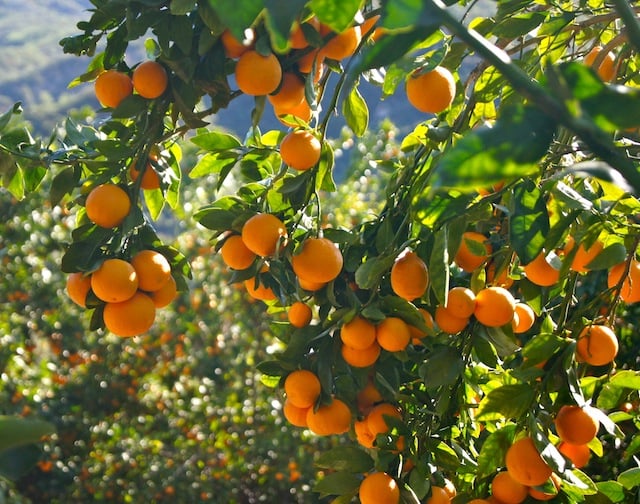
[220,234,256,270]
[288,301,313,328]
[94,69,133,108]
[66,272,92,308]
[284,369,321,408]
[584,45,616,82]
[406,66,456,114]
[491,471,528,504]
[103,291,156,337]
[306,397,351,435]
[446,286,476,318]
[283,399,309,428]
[149,275,177,308]
[376,317,411,352]
[576,324,619,366]
[359,472,400,504]
[454,232,492,272]
[555,405,600,445]
[505,436,552,486]
[523,251,561,287]
[340,315,377,350]
[241,213,288,257]
[434,305,469,334]
[558,441,591,469]
[91,258,138,303]
[131,249,172,292]
[474,286,516,327]
[292,237,343,284]
[321,26,362,60]
[235,50,282,96]
[280,129,322,171]
[390,250,429,301]
[341,341,381,368]
[132,60,168,99]
[85,184,131,229]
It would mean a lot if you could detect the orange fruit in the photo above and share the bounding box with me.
[298,276,326,291]
[434,306,469,334]
[558,441,590,469]
[244,274,277,301]
[367,402,402,438]
[468,501,491,504]
[221,29,253,58]
[280,129,322,171]
[567,238,604,273]
[408,308,435,341]
[528,473,561,501]
[607,259,640,303]
[220,234,256,270]
[555,405,599,445]
[283,399,309,428]
[359,472,400,504]
[354,418,376,448]
[66,272,92,308]
[241,213,288,257]
[321,26,362,60]
[288,301,313,328]
[103,291,156,337]
[129,156,161,190]
[274,98,313,126]
[513,302,535,333]
[131,250,172,292]
[474,286,516,327]
[505,436,552,486]
[340,315,377,350]
[289,17,320,49]
[376,317,411,352]
[427,486,451,503]
[132,60,168,99]
[454,232,492,272]
[576,324,619,366]
[390,250,429,301]
[486,260,514,288]
[406,66,456,114]
[85,184,131,228]
[149,275,177,308]
[584,45,616,82]
[446,286,476,318]
[306,397,352,435]
[91,258,138,303]
[292,237,343,284]
[268,72,306,110]
[360,15,381,37]
[357,381,383,414]
[523,251,561,287]
[235,50,283,96]
[341,341,381,368]
[94,69,133,108]
[296,48,325,76]
[284,369,321,408]
[491,471,528,504]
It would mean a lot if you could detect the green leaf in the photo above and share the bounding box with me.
[594,482,626,503]
[316,141,336,192]
[50,167,79,206]
[315,446,374,473]
[429,225,450,306]
[618,468,640,490]
[207,0,263,39]
[522,332,567,367]
[0,102,22,133]
[610,370,640,390]
[0,416,55,452]
[0,445,41,480]
[509,180,550,265]
[476,424,516,477]
[420,346,464,388]
[309,0,361,33]
[433,105,555,190]
[313,471,361,498]
[382,0,428,29]
[476,384,535,421]
[170,0,196,15]
[264,0,307,53]
[483,325,520,358]
[191,131,242,152]
[493,12,546,38]
[189,153,238,179]
[355,254,396,290]
[581,243,627,271]
[342,84,369,137]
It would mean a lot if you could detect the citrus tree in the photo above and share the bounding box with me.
[2,0,640,502]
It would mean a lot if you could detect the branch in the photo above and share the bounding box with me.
[612,0,640,53]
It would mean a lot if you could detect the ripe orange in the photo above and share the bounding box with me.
[235,50,283,96]
[306,397,352,435]
[427,486,451,504]
[446,286,476,318]
[486,260,514,288]
[406,66,456,114]
[359,472,400,504]
[608,259,640,303]
[354,418,376,448]
[131,250,172,292]
[390,250,429,301]
[357,381,383,414]
[341,341,381,368]
[367,402,402,438]
[567,238,604,273]
[584,45,616,82]
[149,274,177,308]
[220,234,256,270]
[91,258,138,303]
[280,130,322,171]
[268,72,306,110]
[66,272,92,308]
[513,302,535,333]
[94,69,133,108]
[283,399,309,428]
[340,315,377,350]
[408,308,435,341]
[454,232,492,272]
[132,60,168,99]
[129,157,161,190]
[523,251,561,287]
[321,26,362,60]
[85,184,131,228]
[505,436,553,486]
[558,441,591,469]
[244,274,277,301]
[284,369,321,408]
[298,276,326,291]
[288,301,313,328]
[528,473,561,501]
[241,213,288,257]
[221,29,253,58]
[491,471,528,504]
[376,317,411,352]
[474,286,516,327]
[468,501,491,504]
[289,17,320,49]
[576,324,619,366]
[103,291,156,337]
[292,237,343,284]
[434,305,469,334]
[555,405,599,445]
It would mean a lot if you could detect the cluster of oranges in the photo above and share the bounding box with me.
[94,60,169,109]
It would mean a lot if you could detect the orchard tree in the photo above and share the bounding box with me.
[2,0,640,502]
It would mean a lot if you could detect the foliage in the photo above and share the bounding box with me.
[2,0,640,503]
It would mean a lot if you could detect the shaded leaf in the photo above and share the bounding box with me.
[509,180,550,265]
[313,471,361,498]
[0,416,55,452]
[420,346,464,388]
[476,384,535,421]
[477,424,516,477]
[315,446,374,473]
[343,84,369,137]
